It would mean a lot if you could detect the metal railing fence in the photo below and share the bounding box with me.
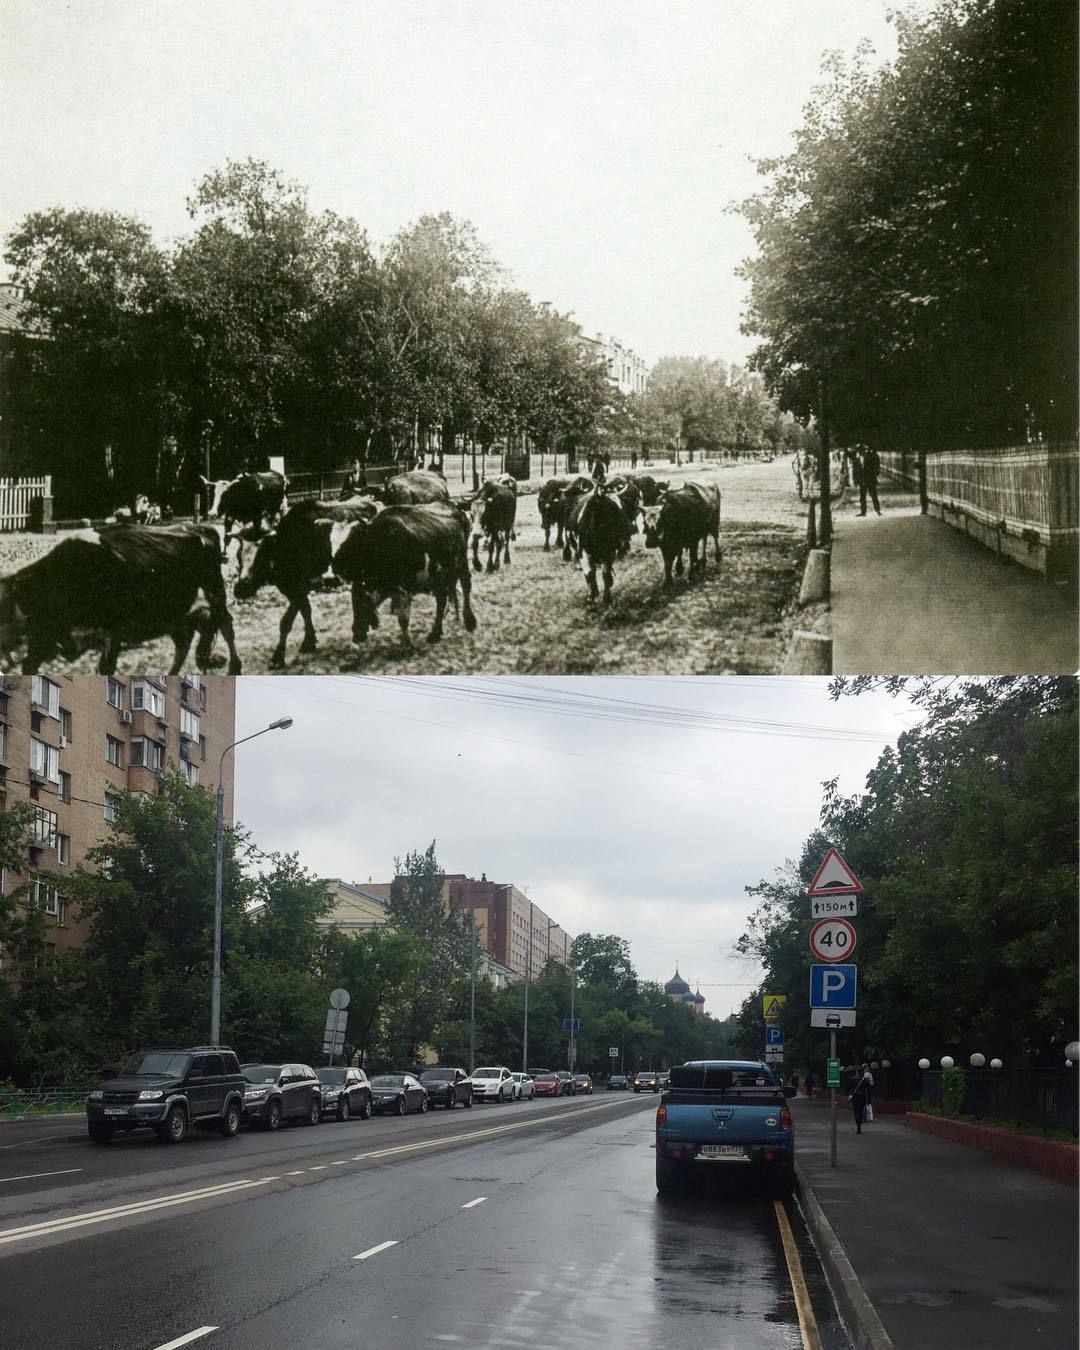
[919,1067,1078,1137]
[0,1087,90,1116]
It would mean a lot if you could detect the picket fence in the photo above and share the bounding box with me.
[0,476,51,531]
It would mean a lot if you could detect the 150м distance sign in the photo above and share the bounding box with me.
[809,918,857,962]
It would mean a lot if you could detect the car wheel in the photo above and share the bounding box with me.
[157,1105,188,1144]
[306,1097,321,1126]
[463,1093,473,1108]
[445,1095,455,1110]
[359,1094,373,1120]
[264,1099,282,1131]
[219,1101,241,1138]
[395,1096,406,1117]
[88,1122,114,1144]
[338,1096,351,1123]
[419,1096,428,1113]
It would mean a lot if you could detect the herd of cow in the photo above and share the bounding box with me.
[0,466,723,674]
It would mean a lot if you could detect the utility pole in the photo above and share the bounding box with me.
[569,963,576,1073]
[522,900,533,1072]
[469,909,477,1074]
[830,1027,838,1168]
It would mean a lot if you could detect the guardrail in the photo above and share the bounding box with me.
[0,1088,89,1116]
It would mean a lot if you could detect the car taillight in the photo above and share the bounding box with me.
[780,1106,792,1130]
[657,1104,667,1127]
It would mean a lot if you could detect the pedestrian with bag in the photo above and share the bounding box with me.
[848,1063,874,1133]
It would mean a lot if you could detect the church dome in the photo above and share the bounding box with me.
[665,969,691,996]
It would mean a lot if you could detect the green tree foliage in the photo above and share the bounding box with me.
[737,678,1078,1076]
[739,0,1078,448]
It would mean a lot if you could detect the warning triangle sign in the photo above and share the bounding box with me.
[808,848,862,895]
[763,995,787,1020]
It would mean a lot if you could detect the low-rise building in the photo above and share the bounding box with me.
[577,330,649,397]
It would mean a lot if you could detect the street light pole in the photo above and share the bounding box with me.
[210,716,293,1046]
[522,900,533,1073]
[569,963,576,1074]
[469,909,477,1074]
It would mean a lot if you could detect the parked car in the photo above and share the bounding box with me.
[471,1066,515,1103]
[635,1072,660,1093]
[241,1062,323,1129]
[571,1074,594,1095]
[527,1067,551,1079]
[419,1067,474,1109]
[370,1073,428,1115]
[657,1073,671,1090]
[532,1073,562,1098]
[607,1074,629,1090]
[555,1071,577,1095]
[510,1072,535,1100]
[315,1066,373,1121]
[86,1045,245,1145]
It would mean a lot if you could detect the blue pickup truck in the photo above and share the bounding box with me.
[655,1060,796,1196]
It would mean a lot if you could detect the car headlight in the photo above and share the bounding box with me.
[137,1089,164,1100]
[245,1088,268,1099]
[88,1090,103,1101]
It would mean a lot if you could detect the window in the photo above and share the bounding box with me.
[180,706,200,740]
[30,738,60,784]
[57,834,70,866]
[181,760,200,788]
[106,736,123,767]
[31,676,60,719]
[104,793,121,824]
[30,874,62,922]
[106,678,124,709]
[60,708,72,742]
[59,772,71,804]
[131,680,165,718]
[130,738,163,772]
[32,807,58,848]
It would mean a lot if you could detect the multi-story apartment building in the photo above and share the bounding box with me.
[0,674,236,959]
[577,331,649,397]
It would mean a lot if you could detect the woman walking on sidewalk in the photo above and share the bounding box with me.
[848,1063,873,1133]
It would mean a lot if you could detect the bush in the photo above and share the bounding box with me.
[941,1065,967,1118]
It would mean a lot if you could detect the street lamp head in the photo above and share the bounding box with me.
[990,1058,1003,1070]
[1065,1041,1080,1063]
[269,717,293,731]
[881,1060,891,1069]
[969,1052,986,1068]
[940,1056,955,1069]
[918,1058,930,1070]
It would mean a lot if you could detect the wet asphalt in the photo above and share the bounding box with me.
[0,1094,850,1350]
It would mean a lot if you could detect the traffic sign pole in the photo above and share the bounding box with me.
[830,1028,838,1168]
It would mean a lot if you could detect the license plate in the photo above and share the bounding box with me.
[698,1144,748,1160]
[104,1108,129,1116]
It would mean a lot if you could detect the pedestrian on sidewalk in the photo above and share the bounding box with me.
[848,1063,874,1133]
[789,1072,800,1094]
[857,445,882,516]
[804,1071,816,1100]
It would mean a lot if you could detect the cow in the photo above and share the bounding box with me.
[469,482,517,573]
[233,498,381,668]
[200,471,287,532]
[538,477,570,551]
[642,481,722,586]
[565,488,630,605]
[625,473,667,506]
[366,469,450,506]
[560,476,599,563]
[332,501,477,649]
[604,476,642,554]
[0,525,242,675]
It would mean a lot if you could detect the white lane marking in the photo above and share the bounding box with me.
[309,1165,327,1170]
[153,1329,218,1350]
[354,1239,399,1261]
[461,1196,487,1209]
[285,1170,305,1176]
[332,1160,348,1165]
[0,1177,270,1245]
[0,1168,83,1184]
[259,1176,281,1181]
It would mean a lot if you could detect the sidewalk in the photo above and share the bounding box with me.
[792,1098,1079,1350]
[830,487,1079,674]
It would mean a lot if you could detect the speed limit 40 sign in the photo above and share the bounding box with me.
[809,918,857,962]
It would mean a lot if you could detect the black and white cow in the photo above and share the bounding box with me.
[642,481,722,585]
[565,488,630,605]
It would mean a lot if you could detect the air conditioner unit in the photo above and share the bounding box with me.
[119,710,133,725]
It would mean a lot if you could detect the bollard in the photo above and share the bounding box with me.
[782,630,833,675]
[799,548,831,605]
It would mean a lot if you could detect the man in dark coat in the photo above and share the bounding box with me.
[848,1063,874,1133]
[858,446,882,516]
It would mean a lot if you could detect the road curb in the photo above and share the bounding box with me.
[795,1161,895,1350]
[0,1112,84,1124]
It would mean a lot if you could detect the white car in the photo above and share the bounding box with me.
[471,1066,515,1103]
[510,1072,535,1100]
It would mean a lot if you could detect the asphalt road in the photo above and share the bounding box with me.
[0,1094,850,1349]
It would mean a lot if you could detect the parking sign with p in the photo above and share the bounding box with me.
[809,963,857,1009]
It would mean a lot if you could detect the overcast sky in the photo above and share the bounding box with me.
[1,0,925,364]
[232,676,924,1017]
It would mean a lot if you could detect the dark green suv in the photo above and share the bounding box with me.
[86,1046,245,1144]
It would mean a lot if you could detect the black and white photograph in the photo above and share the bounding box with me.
[0,0,1074,675]
[0,4,1077,1350]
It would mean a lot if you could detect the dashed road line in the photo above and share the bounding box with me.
[354,1239,398,1261]
[309,1165,327,1170]
[461,1196,487,1209]
[0,1168,83,1184]
[285,1170,305,1176]
[153,1329,218,1350]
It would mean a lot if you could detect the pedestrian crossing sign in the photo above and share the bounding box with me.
[763,995,787,1020]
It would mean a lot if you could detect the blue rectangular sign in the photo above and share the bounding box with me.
[809,964,857,1009]
[765,1026,784,1045]
[562,1017,581,1031]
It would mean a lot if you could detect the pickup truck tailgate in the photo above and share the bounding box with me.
[662,1101,787,1145]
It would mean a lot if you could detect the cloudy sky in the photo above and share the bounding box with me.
[233,676,924,1016]
[1,0,925,363]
